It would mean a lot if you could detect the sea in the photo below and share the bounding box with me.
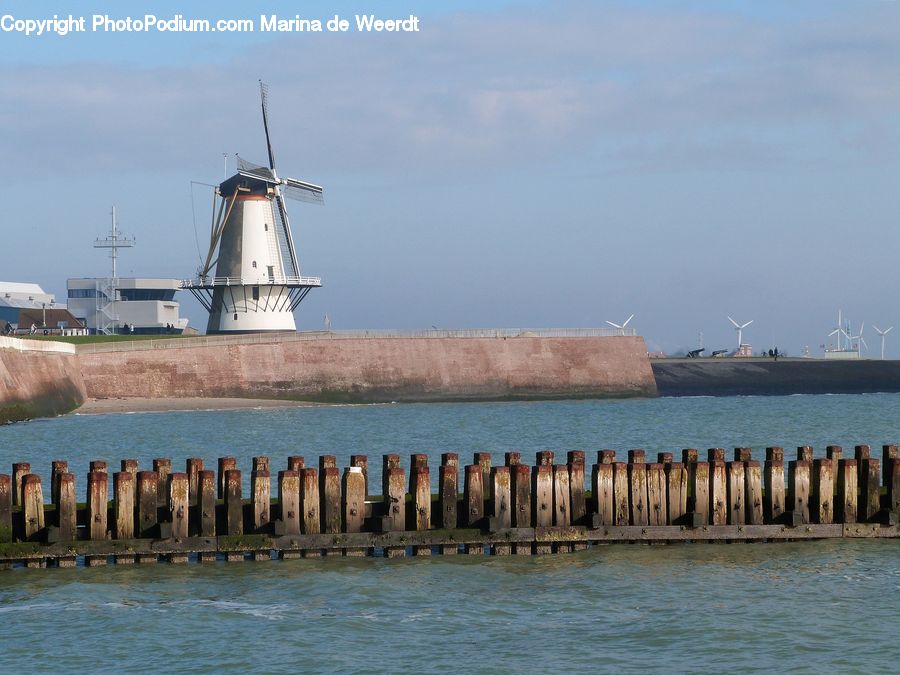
[0,393,898,673]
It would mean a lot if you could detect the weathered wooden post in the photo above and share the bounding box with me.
[439,456,458,530]
[788,460,811,524]
[464,465,484,529]
[384,467,407,557]
[657,452,674,464]
[826,446,842,497]
[647,463,667,526]
[692,462,710,525]
[22,474,44,541]
[341,467,365,534]
[87,471,108,541]
[764,449,785,524]
[169,472,189,540]
[278,470,301,535]
[382,454,401,502]
[552,464,571,527]
[198,470,216,539]
[612,462,630,526]
[12,462,30,507]
[883,445,898,490]
[90,460,108,474]
[682,448,699,464]
[114,471,135,540]
[836,459,858,524]
[56,472,76,541]
[745,461,764,525]
[137,471,158,539]
[628,449,646,464]
[709,461,727,525]
[186,458,203,507]
[532,465,553,527]
[599,450,616,464]
[300,468,320,535]
[251,470,271,533]
[121,459,139,480]
[153,458,172,507]
[628,460,648,526]
[475,452,492,502]
[734,448,753,462]
[505,451,521,466]
[51,460,68,505]
[288,455,305,472]
[0,474,10,543]
[726,461,745,526]
[708,448,725,463]
[490,466,511,555]
[224,468,243,536]
[413,466,431,531]
[592,463,614,527]
[887,458,900,513]
[797,446,814,463]
[254,456,271,473]
[861,458,881,522]
[217,457,236,499]
[536,450,554,466]
[854,445,870,490]
[663,462,686,525]
[566,451,586,526]
[409,453,428,488]
[321,467,342,540]
[349,454,367,495]
[512,463,532,527]
[811,458,834,524]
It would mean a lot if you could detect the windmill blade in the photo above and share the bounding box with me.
[236,156,276,182]
[273,191,301,278]
[621,314,634,328]
[741,320,753,329]
[281,176,324,205]
[860,337,868,349]
[886,326,894,335]
[260,80,276,171]
[828,328,840,337]
[727,316,739,328]
[605,320,622,329]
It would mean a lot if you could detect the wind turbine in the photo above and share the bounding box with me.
[828,309,849,350]
[848,322,867,358]
[727,316,753,350]
[605,314,634,333]
[873,325,892,360]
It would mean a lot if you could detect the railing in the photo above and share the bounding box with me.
[181,276,322,288]
[76,327,637,353]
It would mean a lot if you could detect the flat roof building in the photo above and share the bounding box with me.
[67,277,190,335]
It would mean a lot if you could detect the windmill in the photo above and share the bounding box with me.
[828,309,849,351]
[848,322,867,358]
[183,82,324,334]
[605,314,634,334]
[727,316,753,350]
[873,325,893,360]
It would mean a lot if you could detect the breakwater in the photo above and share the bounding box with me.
[1,444,897,568]
[0,337,85,424]
[653,357,900,396]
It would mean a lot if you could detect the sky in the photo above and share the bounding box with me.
[2,0,900,356]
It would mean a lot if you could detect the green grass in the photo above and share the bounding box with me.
[17,334,191,345]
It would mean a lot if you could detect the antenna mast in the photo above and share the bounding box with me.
[93,206,135,279]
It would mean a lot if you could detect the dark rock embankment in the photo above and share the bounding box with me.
[652,358,900,397]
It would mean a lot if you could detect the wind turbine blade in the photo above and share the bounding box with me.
[605,321,622,329]
[886,327,894,334]
[828,328,839,336]
[741,320,753,329]
[622,314,634,328]
[260,80,276,171]
[860,337,868,349]
[727,316,739,328]
[873,325,882,335]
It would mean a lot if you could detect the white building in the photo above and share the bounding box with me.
[67,278,189,335]
[0,281,56,325]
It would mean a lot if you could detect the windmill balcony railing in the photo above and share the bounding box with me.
[181,276,322,289]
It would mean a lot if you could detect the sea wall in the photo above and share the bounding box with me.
[0,337,86,424]
[653,358,900,396]
[78,334,656,402]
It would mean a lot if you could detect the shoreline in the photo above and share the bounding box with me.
[73,397,326,415]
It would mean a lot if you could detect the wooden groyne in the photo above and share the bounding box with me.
[1,445,898,568]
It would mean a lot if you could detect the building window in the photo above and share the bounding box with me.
[252,261,257,268]
[252,286,259,301]
[234,313,238,321]
[264,223,268,231]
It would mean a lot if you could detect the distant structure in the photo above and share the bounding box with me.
[873,325,893,360]
[727,316,753,356]
[66,208,189,335]
[183,82,324,334]
[0,282,88,335]
[605,314,634,335]
[824,310,861,359]
[0,282,55,325]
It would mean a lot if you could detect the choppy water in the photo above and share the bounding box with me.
[0,394,898,672]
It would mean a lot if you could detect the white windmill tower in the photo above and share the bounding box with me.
[605,314,634,334]
[184,82,324,334]
[727,316,753,352]
[873,325,893,360]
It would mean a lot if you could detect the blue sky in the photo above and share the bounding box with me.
[2,1,900,355]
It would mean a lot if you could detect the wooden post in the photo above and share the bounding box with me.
[665,463,687,525]
[169,472,189,539]
[288,455,305,472]
[411,466,431,533]
[745,461,764,525]
[56,473,76,541]
[646,463,666,526]
[12,462,30,506]
[409,453,428,489]
[224,469,243,536]
[692,462,710,525]
[682,449,699,464]
[854,445,870,490]
[536,451,554,466]
[826,446,842,498]
[385,467,406,533]
[612,462,630,526]
[89,460,108,474]
[861,458,881,522]
[505,451,521,466]
[592,463,614,527]
[87,471,108,541]
[628,462,648,526]
[464,465,484,528]
[349,455,367,496]
[153,458,172,506]
[114,471,135,540]
[51,460,67,505]
[888,458,900,513]
[254,456,271,473]
[300,468,320,534]
[137,471,158,538]
[788,460,811,524]
[199,470,216,537]
[726,461,745,525]
[382,454,401,501]
[882,445,898,495]
[250,470,270,533]
[0,474,9,543]
[512,464,532,527]
[441,452,459,469]
[734,448,753,462]
[218,457,236,499]
[121,459,139,480]
[836,459,858,524]
[567,451,586,525]
[709,461,727,525]
[599,450,616,464]
[811,458,834,524]
[764,459,785,524]
[707,448,724,463]
[186,458,203,506]
[553,465,571,527]
[797,446,813,463]
[342,467,365,533]
[657,452,674,464]
[321,467,341,535]
[22,474,44,541]
[475,452,492,500]
[490,466,511,555]
[766,447,784,462]
[278,470,301,535]
[628,449,646,464]
[439,463,458,529]
[532,465,553,527]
